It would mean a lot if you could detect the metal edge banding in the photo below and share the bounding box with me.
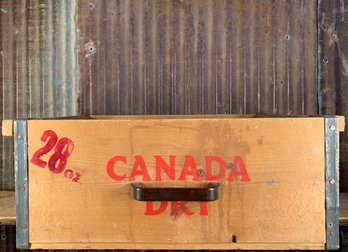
[325,117,339,250]
[14,120,29,249]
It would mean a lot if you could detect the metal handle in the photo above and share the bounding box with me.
[130,183,220,202]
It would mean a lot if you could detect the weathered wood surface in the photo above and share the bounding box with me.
[3,191,348,226]
[27,117,326,249]
[0,191,15,225]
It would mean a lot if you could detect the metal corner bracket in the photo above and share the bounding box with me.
[14,119,29,249]
[325,116,339,250]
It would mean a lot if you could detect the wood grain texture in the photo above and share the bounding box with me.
[4,192,348,228]
[0,191,15,225]
[341,193,348,226]
[1,120,13,136]
[27,117,326,249]
[29,242,325,250]
[0,192,343,228]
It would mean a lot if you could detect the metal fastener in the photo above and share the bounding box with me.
[20,185,26,192]
[330,230,336,236]
[21,224,27,230]
[330,125,336,131]
[329,179,335,185]
[231,235,237,243]
[17,135,23,140]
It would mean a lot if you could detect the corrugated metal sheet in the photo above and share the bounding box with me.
[0,0,79,190]
[318,0,348,192]
[79,0,317,116]
[1,0,348,251]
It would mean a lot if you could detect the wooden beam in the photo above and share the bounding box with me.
[2,120,13,136]
[0,191,15,225]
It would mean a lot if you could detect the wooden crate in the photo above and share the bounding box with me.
[4,115,345,250]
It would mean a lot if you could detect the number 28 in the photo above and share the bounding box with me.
[30,130,74,174]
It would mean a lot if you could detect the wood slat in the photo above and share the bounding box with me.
[2,192,348,229]
[0,190,15,225]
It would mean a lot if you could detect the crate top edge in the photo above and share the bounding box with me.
[9,114,346,120]
[3,115,345,137]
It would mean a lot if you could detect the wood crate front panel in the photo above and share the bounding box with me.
[27,118,325,248]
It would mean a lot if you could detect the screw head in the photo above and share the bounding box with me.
[231,235,237,243]
[329,179,335,185]
[330,230,336,236]
[330,125,336,131]
[21,224,27,230]
[20,185,26,192]
[17,135,23,140]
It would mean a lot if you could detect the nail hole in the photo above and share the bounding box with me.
[197,168,206,178]
[323,57,329,64]
[227,163,233,169]
[332,34,337,40]
[231,235,237,243]
[89,3,94,10]
[329,222,333,227]
[85,42,96,54]
[285,34,291,40]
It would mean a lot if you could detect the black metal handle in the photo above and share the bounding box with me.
[130,183,220,202]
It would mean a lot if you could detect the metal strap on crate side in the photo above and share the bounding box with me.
[325,116,339,250]
[14,120,29,249]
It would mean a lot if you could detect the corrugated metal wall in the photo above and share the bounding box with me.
[318,0,348,192]
[0,0,79,190]
[1,0,348,251]
[79,0,317,116]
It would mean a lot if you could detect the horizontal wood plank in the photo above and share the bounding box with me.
[0,191,15,225]
[2,120,13,136]
[3,193,348,224]
[29,242,325,250]
[2,192,347,226]
[1,115,345,136]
